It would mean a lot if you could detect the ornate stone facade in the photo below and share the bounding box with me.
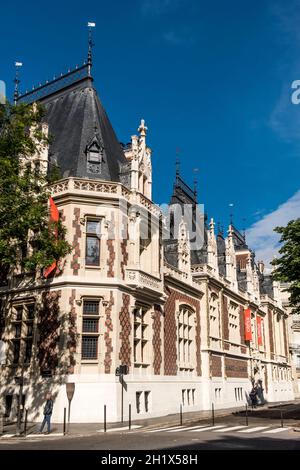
[0,60,294,424]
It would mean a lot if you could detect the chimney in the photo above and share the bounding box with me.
[258,260,265,274]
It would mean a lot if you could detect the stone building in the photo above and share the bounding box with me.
[279,283,300,397]
[0,58,293,423]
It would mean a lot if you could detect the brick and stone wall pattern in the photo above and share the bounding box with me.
[119,294,131,367]
[104,292,114,373]
[71,208,81,275]
[152,305,162,375]
[211,354,222,377]
[225,357,248,378]
[37,290,62,373]
[164,287,201,376]
[120,239,128,280]
[107,240,115,277]
[120,216,128,280]
[107,213,116,277]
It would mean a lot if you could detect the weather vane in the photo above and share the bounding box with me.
[87,22,96,76]
[175,147,181,180]
[14,61,23,105]
[193,168,199,201]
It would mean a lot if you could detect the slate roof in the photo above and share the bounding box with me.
[164,172,207,268]
[17,65,127,182]
[259,274,274,299]
[217,232,226,278]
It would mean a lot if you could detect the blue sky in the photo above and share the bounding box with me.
[1,0,300,263]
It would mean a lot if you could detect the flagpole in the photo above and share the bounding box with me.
[14,62,23,105]
[87,22,96,77]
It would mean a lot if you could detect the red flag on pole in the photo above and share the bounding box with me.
[257,317,263,346]
[244,308,252,341]
[49,197,59,222]
[44,197,59,278]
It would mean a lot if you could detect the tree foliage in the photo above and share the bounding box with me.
[271,219,300,314]
[0,101,72,284]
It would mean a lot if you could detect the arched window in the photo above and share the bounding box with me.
[177,305,196,372]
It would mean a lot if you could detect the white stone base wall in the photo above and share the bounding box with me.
[266,381,294,403]
[1,374,295,424]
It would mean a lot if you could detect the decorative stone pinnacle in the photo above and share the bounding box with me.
[138,119,147,136]
[228,224,234,238]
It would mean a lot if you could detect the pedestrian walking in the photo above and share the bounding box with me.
[39,393,53,434]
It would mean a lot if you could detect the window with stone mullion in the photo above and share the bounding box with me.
[134,308,149,366]
[81,300,100,360]
[178,306,195,371]
[85,219,101,266]
[11,304,35,365]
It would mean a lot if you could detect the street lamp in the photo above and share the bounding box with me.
[115,365,129,423]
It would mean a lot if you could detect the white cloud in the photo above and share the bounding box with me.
[269,81,300,143]
[246,190,300,268]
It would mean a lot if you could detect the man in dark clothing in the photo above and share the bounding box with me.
[39,394,53,434]
[249,387,258,408]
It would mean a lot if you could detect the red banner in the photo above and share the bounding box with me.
[44,197,59,278]
[49,197,59,222]
[257,317,263,346]
[244,308,252,341]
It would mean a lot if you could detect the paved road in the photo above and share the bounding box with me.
[1,420,300,450]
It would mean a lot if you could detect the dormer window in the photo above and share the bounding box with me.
[86,135,103,174]
[88,143,102,163]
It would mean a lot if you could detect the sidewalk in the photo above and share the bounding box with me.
[2,399,300,439]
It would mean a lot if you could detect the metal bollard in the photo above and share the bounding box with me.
[24,408,28,436]
[245,404,248,426]
[63,407,67,435]
[180,404,183,426]
[129,404,131,431]
[212,403,215,427]
[104,405,107,433]
[280,407,284,428]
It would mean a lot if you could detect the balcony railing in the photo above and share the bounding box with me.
[125,269,163,292]
[50,177,161,217]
